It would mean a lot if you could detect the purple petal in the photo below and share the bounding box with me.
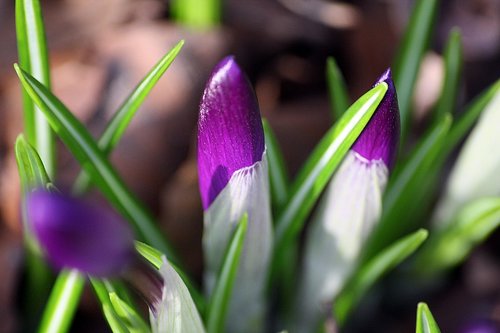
[27,189,135,277]
[198,56,265,209]
[352,68,400,169]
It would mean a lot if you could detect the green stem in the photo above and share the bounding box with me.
[38,270,85,333]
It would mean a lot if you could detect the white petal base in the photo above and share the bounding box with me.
[151,257,205,333]
[204,152,273,333]
[295,150,388,331]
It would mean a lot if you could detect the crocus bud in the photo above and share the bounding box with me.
[459,319,500,333]
[295,69,399,330]
[26,189,135,277]
[198,56,273,333]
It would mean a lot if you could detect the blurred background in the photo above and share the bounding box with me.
[0,0,499,332]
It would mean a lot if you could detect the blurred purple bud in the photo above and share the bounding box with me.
[27,189,135,277]
[352,68,400,169]
[198,56,265,210]
[459,319,500,333]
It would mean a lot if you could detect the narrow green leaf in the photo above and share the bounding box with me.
[109,293,152,333]
[15,65,175,259]
[274,83,388,258]
[326,57,350,121]
[393,0,439,138]
[15,134,55,328]
[416,303,441,333]
[38,270,85,333]
[263,119,289,210]
[102,304,130,333]
[73,40,184,194]
[15,0,55,177]
[207,214,248,333]
[445,78,500,154]
[91,280,128,333]
[416,197,500,276]
[363,114,451,259]
[434,28,463,121]
[16,137,85,333]
[334,229,428,325]
[91,279,141,333]
[135,241,206,316]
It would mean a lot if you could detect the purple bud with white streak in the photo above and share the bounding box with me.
[295,69,400,330]
[198,57,272,333]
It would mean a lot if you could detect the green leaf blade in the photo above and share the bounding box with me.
[334,229,428,325]
[326,57,350,121]
[15,0,55,177]
[434,28,463,121]
[109,293,151,333]
[207,214,248,333]
[15,64,175,259]
[393,0,439,138]
[263,120,289,210]
[38,270,86,333]
[73,40,184,194]
[416,197,500,276]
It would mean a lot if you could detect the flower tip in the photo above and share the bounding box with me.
[198,56,265,209]
[352,68,400,169]
[375,68,392,86]
[26,189,135,277]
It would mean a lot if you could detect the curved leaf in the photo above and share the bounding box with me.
[326,57,350,121]
[334,229,428,325]
[416,197,500,276]
[15,65,175,258]
[73,41,184,193]
[393,0,439,138]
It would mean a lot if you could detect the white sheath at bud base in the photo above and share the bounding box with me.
[294,68,399,331]
[204,152,273,333]
[296,151,388,331]
[150,257,205,333]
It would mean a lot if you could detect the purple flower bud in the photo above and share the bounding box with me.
[352,68,400,169]
[197,56,265,210]
[198,57,272,332]
[459,320,500,333]
[296,69,400,331]
[26,189,135,277]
